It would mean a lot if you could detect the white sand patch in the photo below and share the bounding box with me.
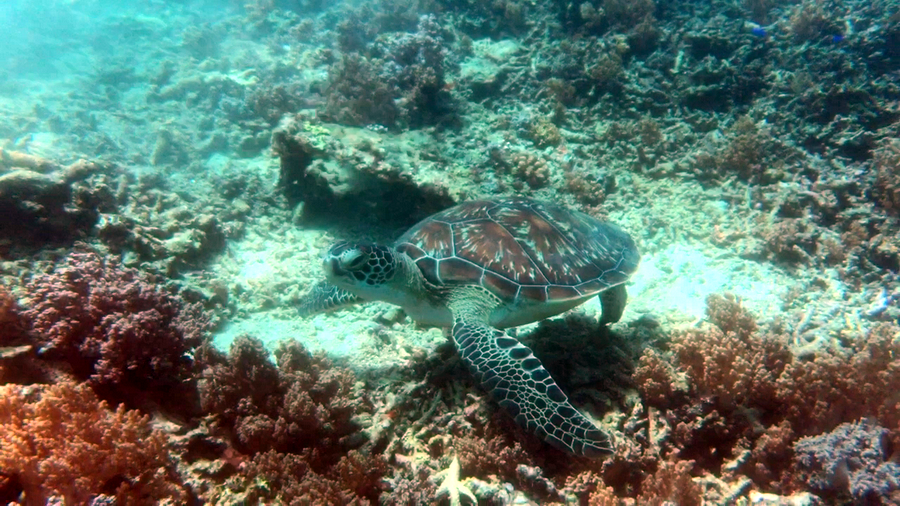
[623,242,790,323]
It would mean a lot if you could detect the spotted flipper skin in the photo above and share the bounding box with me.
[452,318,613,457]
[297,281,362,317]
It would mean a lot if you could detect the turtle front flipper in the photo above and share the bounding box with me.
[297,281,362,317]
[451,318,613,457]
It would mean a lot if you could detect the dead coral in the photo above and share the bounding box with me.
[761,218,819,263]
[0,153,109,245]
[0,285,25,345]
[792,418,900,503]
[873,139,900,215]
[0,285,46,386]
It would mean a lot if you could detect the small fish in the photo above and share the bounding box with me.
[751,26,767,37]
[832,34,845,43]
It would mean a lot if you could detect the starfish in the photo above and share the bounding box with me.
[432,456,476,506]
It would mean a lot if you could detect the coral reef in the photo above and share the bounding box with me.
[20,249,211,410]
[271,117,454,223]
[0,381,186,505]
[793,418,900,503]
[634,294,900,493]
[2,0,900,502]
[195,335,385,503]
[326,15,452,129]
[873,139,900,215]
[0,150,113,247]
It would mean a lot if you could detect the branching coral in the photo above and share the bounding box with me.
[237,449,386,504]
[761,218,818,263]
[634,293,900,492]
[20,249,211,410]
[325,15,451,128]
[196,335,385,503]
[0,381,185,505]
[324,53,400,127]
[508,152,550,189]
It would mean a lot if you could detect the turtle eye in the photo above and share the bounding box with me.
[342,250,368,271]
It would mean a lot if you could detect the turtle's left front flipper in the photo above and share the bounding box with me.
[451,317,613,458]
[297,281,362,317]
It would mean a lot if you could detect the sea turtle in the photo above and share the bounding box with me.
[298,197,640,457]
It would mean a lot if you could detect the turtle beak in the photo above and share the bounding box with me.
[323,256,343,278]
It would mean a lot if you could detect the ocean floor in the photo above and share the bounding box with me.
[1,0,899,504]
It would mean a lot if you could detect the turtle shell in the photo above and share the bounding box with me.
[395,197,639,303]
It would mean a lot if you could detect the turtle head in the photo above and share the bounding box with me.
[323,241,398,292]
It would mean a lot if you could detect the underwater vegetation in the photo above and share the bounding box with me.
[1,0,900,503]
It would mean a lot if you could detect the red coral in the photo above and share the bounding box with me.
[705,293,758,338]
[0,381,186,504]
[197,335,384,503]
[633,348,689,409]
[776,323,900,437]
[636,459,700,505]
[20,250,210,409]
[0,285,25,343]
[238,449,385,505]
[635,294,900,492]
[581,458,700,505]
[198,336,365,456]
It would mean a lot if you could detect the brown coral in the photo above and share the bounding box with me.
[0,381,185,505]
[196,335,384,503]
[508,152,550,189]
[564,171,607,211]
[635,294,900,491]
[20,250,211,412]
[528,117,562,148]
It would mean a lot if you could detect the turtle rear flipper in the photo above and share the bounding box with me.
[599,283,628,326]
[451,316,613,458]
[297,281,362,317]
